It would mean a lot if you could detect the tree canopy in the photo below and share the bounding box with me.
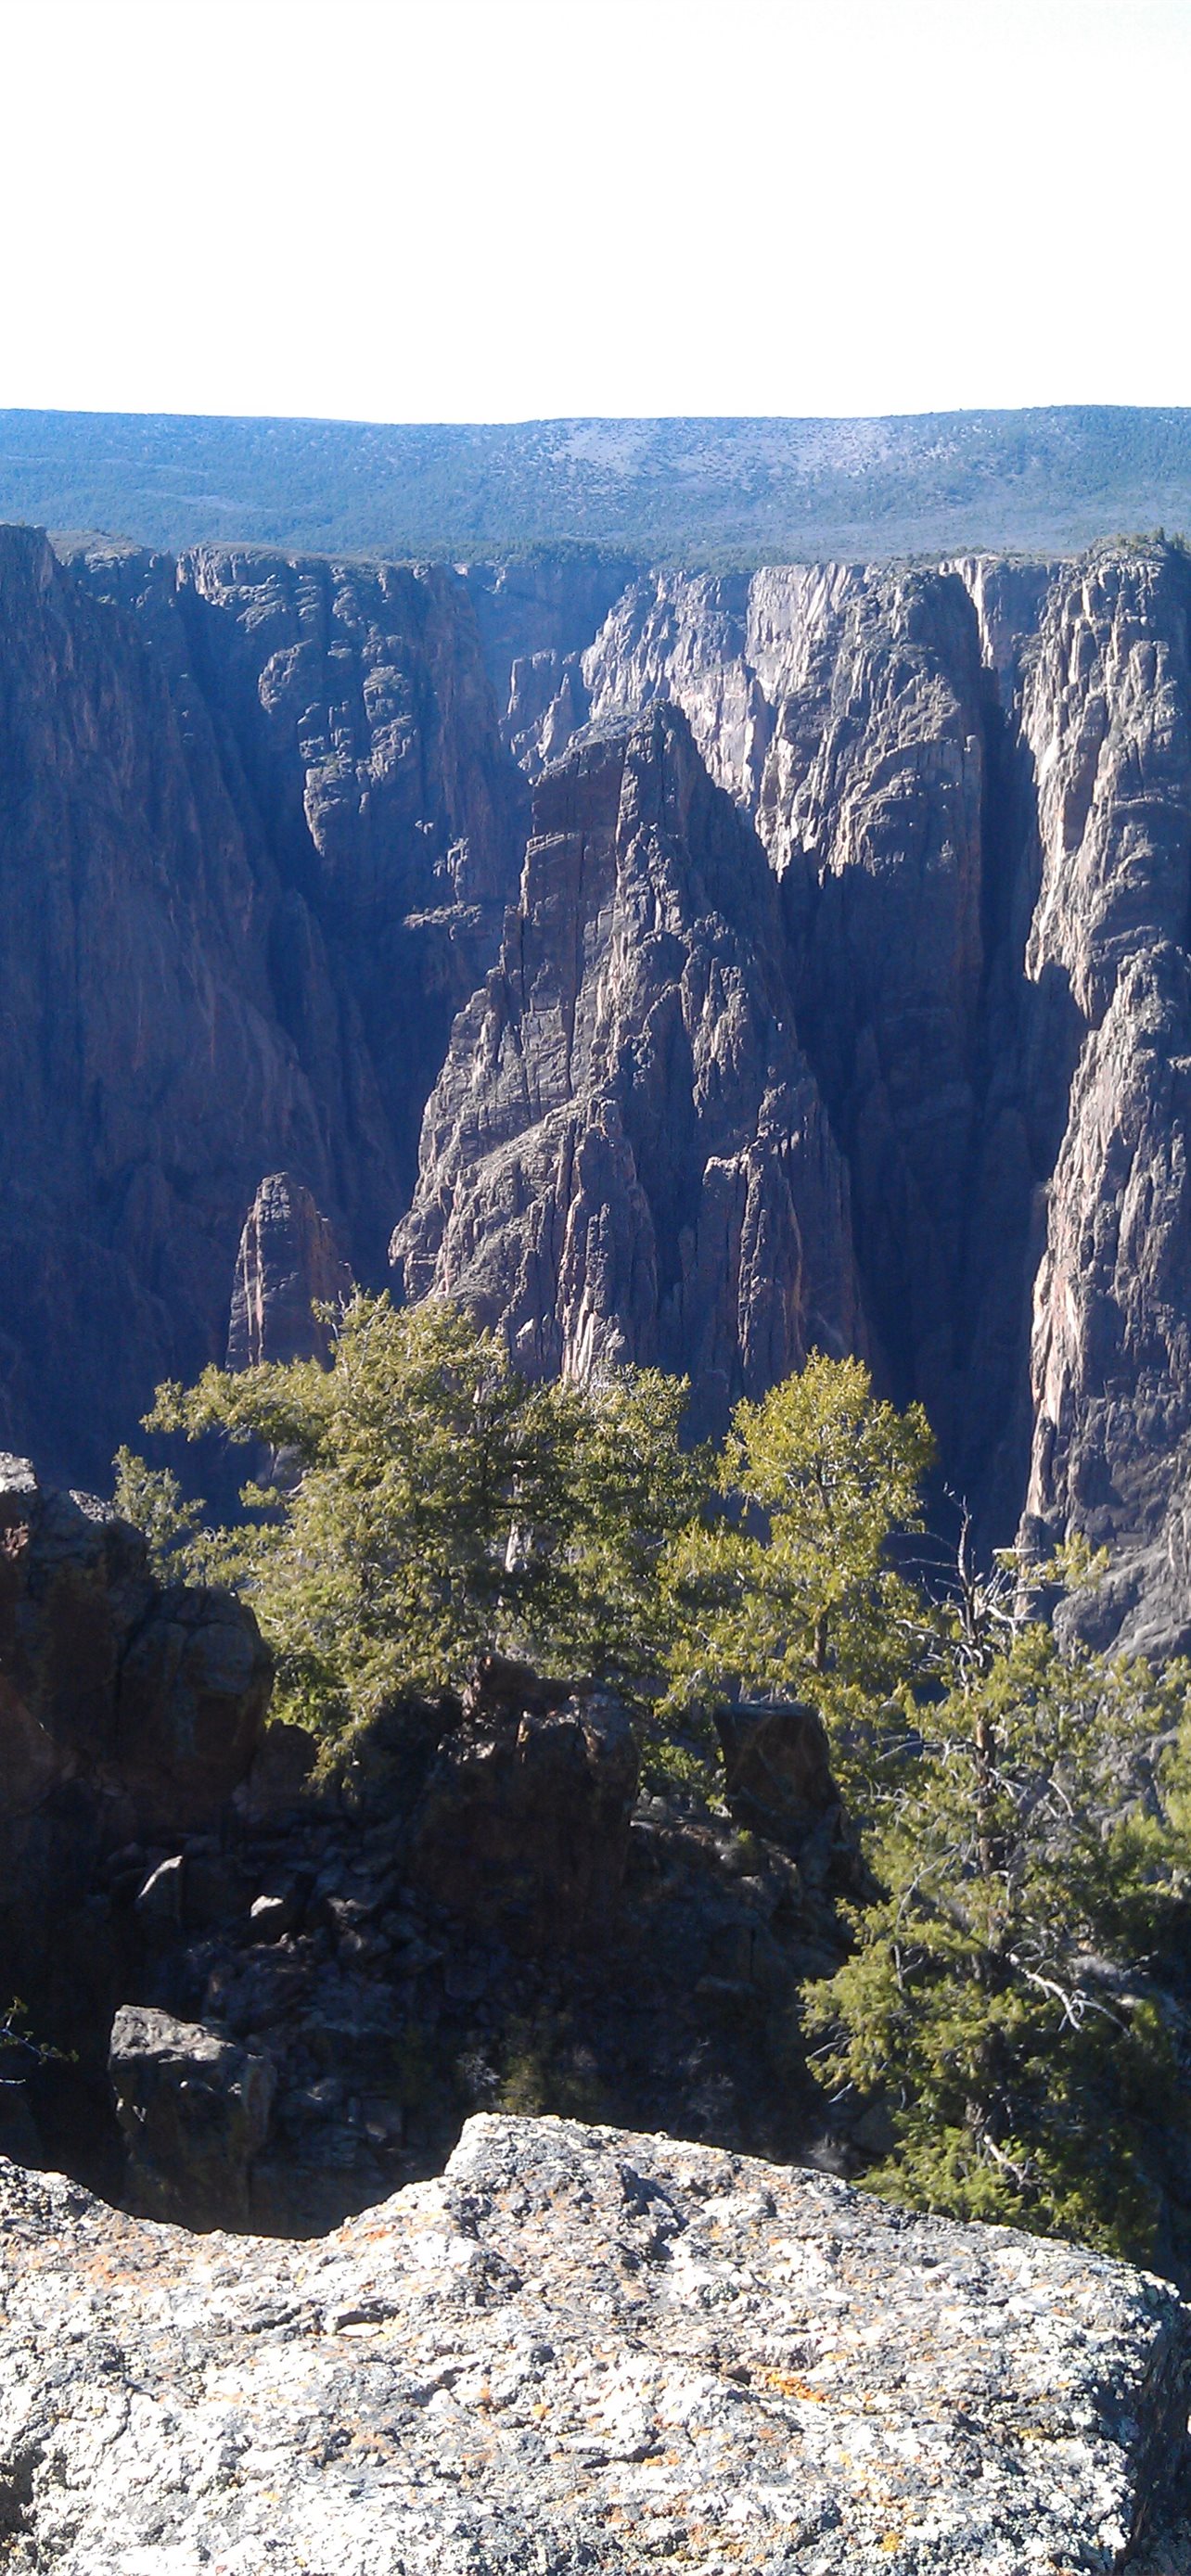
[662,1353,934,1779]
[804,1615,1191,2258]
[122,1292,705,1733]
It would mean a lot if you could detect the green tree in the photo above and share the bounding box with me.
[124,1292,703,1736]
[112,1445,207,1581]
[803,1615,1191,2261]
[664,1353,934,1768]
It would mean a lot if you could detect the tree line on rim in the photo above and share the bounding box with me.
[115,1292,1191,2268]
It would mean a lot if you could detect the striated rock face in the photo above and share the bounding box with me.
[485,542,1191,1649]
[536,568,771,805]
[507,561,1031,1464]
[71,539,529,1226]
[392,703,862,1427]
[0,527,527,1482]
[173,545,529,1201]
[754,566,990,1449]
[226,1170,352,1367]
[0,2115,1186,2573]
[0,527,339,1484]
[462,549,639,772]
[1018,550,1191,1653]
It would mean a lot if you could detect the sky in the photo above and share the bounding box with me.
[2,0,1188,425]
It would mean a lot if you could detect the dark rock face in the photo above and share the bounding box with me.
[712,1700,843,1865]
[406,1657,639,1948]
[0,1483,863,2233]
[114,1584,273,1835]
[0,529,526,1487]
[393,703,862,1430]
[757,568,989,1451]
[0,528,338,1485]
[109,2003,275,2230]
[462,550,639,772]
[0,1456,270,1839]
[114,1710,858,2237]
[0,1456,269,2098]
[226,1170,352,1367]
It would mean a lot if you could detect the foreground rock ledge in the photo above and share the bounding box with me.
[0,2119,1188,2574]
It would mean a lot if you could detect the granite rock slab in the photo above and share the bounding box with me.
[0,2113,1188,2572]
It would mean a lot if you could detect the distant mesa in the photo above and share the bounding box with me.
[5,402,1191,561]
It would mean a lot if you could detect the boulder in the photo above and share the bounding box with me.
[108,2003,275,2231]
[115,1583,273,1834]
[0,2114,1185,2571]
[713,1698,838,1848]
[0,1457,154,1794]
[407,1657,639,1947]
[233,1716,319,1821]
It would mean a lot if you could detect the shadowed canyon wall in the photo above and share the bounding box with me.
[6,524,1191,1653]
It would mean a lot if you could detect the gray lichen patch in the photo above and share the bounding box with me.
[0,2113,1187,2572]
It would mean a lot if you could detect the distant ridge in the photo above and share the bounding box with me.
[2,406,1191,566]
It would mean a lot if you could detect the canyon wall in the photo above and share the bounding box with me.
[392,702,860,1428]
[0,529,524,1479]
[473,542,1191,1640]
[6,525,1191,1651]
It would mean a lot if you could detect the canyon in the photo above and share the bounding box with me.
[6,516,1191,2561]
[2,522,1190,1654]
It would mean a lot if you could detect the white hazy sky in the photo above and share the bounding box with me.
[2,0,1188,424]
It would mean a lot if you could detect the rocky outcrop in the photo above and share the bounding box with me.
[393,704,862,1427]
[0,2114,1186,2574]
[713,1700,846,1868]
[406,1657,639,1946]
[0,1456,270,1845]
[109,2003,275,2230]
[506,560,1039,1467]
[0,1451,270,2174]
[88,1654,853,2238]
[0,1508,858,2237]
[226,1170,352,1366]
